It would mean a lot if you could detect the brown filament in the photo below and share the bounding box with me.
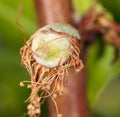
[20,29,83,117]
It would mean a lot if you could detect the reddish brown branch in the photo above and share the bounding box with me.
[34,0,89,117]
[49,68,89,117]
[34,0,72,27]
[77,4,120,51]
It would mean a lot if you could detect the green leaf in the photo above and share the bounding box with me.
[87,41,120,107]
[100,0,120,23]
[0,0,37,116]
[0,1,37,48]
[72,0,93,13]
[0,47,30,117]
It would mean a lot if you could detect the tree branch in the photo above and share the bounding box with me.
[34,0,72,26]
[34,0,89,117]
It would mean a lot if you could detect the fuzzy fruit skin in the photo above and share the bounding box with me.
[38,23,81,40]
[31,23,81,68]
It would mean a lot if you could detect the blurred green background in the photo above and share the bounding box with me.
[0,0,120,117]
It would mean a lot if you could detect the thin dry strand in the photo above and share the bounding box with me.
[20,29,83,117]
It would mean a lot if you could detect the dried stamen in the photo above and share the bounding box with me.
[20,23,84,117]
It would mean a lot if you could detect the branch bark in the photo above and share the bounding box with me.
[49,67,89,117]
[34,0,72,26]
[34,0,89,117]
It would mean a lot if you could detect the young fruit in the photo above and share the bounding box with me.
[20,23,83,117]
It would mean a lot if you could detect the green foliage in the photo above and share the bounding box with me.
[72,0,109,14]
[72,0,93,13]
[72,0,113,20]
[100,0,120,23]
[86,41,120,107]
[0,47,30,117]
[0,0,37,116]
[0,0,37,48]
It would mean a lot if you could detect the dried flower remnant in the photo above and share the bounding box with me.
[20,23,83,117]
